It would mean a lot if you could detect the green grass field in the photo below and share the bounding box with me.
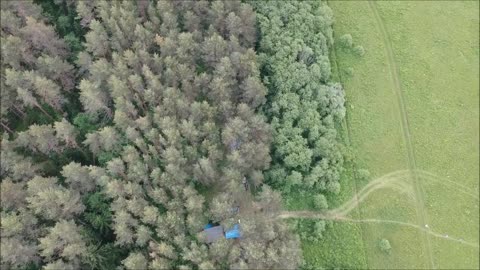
[376,2,479,268]
[298,1,479,269]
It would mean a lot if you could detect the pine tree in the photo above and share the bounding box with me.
[1,1,74,123]
[39,220,89,268]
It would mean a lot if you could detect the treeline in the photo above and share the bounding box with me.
[253,1,346,200]
[1,0,345,269]
[1,1,301,269]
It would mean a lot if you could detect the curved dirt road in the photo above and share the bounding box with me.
[329,171,413,217]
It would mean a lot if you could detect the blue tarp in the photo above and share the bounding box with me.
[204,225,224,243]
[204,223,214,230]
[225,224,241,239]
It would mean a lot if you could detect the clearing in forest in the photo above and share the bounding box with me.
[297,1,479,269]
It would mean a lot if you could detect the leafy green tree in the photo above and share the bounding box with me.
[313,194,329,210]
[354,45,365,56]
[357,168,371,181]
[254,1,345,202]
[338,33,353,48]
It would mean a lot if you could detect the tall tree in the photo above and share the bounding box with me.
[253,1,346,196]
[1,0,74,125]
[76,1,302,268]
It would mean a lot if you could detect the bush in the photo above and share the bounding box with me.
[313,220,326,239]
[297,219,327,243]
[379,238,392,253]
[326,181,341,194]
[344,67,354,77]
[357,169,370,181]
[353,45,365,56]
[287,171,303,187]
[338,34,353,48]
[313,194,328,210]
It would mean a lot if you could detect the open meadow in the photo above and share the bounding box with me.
[298,1,479,268]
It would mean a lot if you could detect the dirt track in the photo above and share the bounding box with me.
[278,169,480,250]
[416,170,479,200]
[329,170,413,217]
[319,1,478,263]
[368,2,435,266]
[278,170,412,220]
[278,212,479,249]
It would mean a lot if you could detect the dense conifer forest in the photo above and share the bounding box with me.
[0,1,344,269]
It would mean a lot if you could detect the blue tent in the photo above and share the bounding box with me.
[225,224,241,239]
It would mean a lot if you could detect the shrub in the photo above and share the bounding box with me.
[326,181,341,194]
[313,220,326,239]
[297,219,327,243]
[354,45,365,56]
[338,34,353,48]
[313,194,329,210]
[357,169,370,181]
[379,238,392,253]
[345,67,354,77]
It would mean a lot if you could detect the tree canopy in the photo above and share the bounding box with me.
[253,1,346,197]
[1,1,345,269]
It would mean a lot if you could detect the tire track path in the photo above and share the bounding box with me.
[329,170,413,217]
[278,211,479,249]
[416,170,479,200]
[368,2,435,268]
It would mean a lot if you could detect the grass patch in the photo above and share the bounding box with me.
[374,1,479,268]
[294,1,479,269]
[301,215,368,269]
